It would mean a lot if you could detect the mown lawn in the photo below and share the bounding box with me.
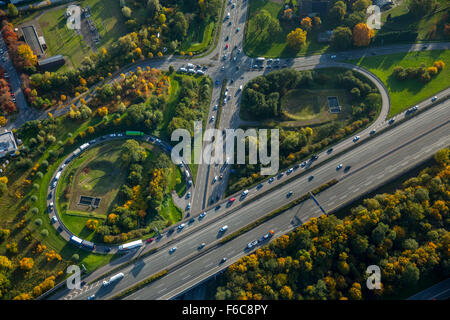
[38,0,126,69]
[350,50,449,117]
[380,0,450,41]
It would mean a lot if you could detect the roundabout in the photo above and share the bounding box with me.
[46,132,193,255]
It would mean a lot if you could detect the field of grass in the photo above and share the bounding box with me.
[380,0,450,42]
[244,0,329,58]
[38,0,126,69]
[55,138,185,242]
[350,49,449,117]
[66,142,126,215]
[280,88,351,127]
[184,20,216,53]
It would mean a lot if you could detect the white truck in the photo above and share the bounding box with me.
[102,272,124,286]
[118,239,143,251]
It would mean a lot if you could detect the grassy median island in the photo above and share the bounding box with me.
[56,139,184,244]
[227,67,381,195]
[350,49,449,117]
[280,88,352,127]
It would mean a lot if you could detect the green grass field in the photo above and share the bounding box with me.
[350,50,449,117]
[38,0,126,69]
[380,0,450,41]
[280,88,350,126]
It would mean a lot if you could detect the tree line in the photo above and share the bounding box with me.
[215,148,450,300]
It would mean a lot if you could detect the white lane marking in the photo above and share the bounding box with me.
[158,288,167,294]
[353,187,360,192]
[364,180,371,186]
[329,195,337,200]
[339,195,346,200]
[182,274,191,280]
[329,201,335,206]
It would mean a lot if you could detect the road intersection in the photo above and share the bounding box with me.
[2,0,448,301]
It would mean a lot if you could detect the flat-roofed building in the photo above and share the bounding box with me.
[38,54,65,70]
[0,131,18,159]
[21,25,44,57]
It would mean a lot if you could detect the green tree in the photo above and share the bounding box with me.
[121,140,147,164]
[147,0,160,16]
[331,26,353,50]
[328,1,346,26]
[122,6,132,18]
[434,148,449,166]
[408,0,436,17]
[352,0,372,12]
[7,4,18,18]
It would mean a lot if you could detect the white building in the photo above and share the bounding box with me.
[0,131,18,159]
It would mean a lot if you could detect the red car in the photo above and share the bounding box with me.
[229,197,236,202]
[146,237,155,243]
[225,44,229,49]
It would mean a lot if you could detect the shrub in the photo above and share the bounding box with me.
[34,218,43,226]
[40,229,49,237]
[31,207,39,214]
[30,195,38,202]
[71,254,80,262]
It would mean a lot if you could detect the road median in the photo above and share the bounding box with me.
[219,179,338,245]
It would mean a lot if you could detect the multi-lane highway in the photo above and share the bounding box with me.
[2,0,444,301]
[51,96,449,300]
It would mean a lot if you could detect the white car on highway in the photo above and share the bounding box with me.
[247,240,258,249]
[336,163,343,170]
[353,136,360,142]
[241,189,249,196]
[220,225,228,232]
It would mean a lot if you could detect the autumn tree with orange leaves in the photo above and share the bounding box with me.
[353,23,374,47]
